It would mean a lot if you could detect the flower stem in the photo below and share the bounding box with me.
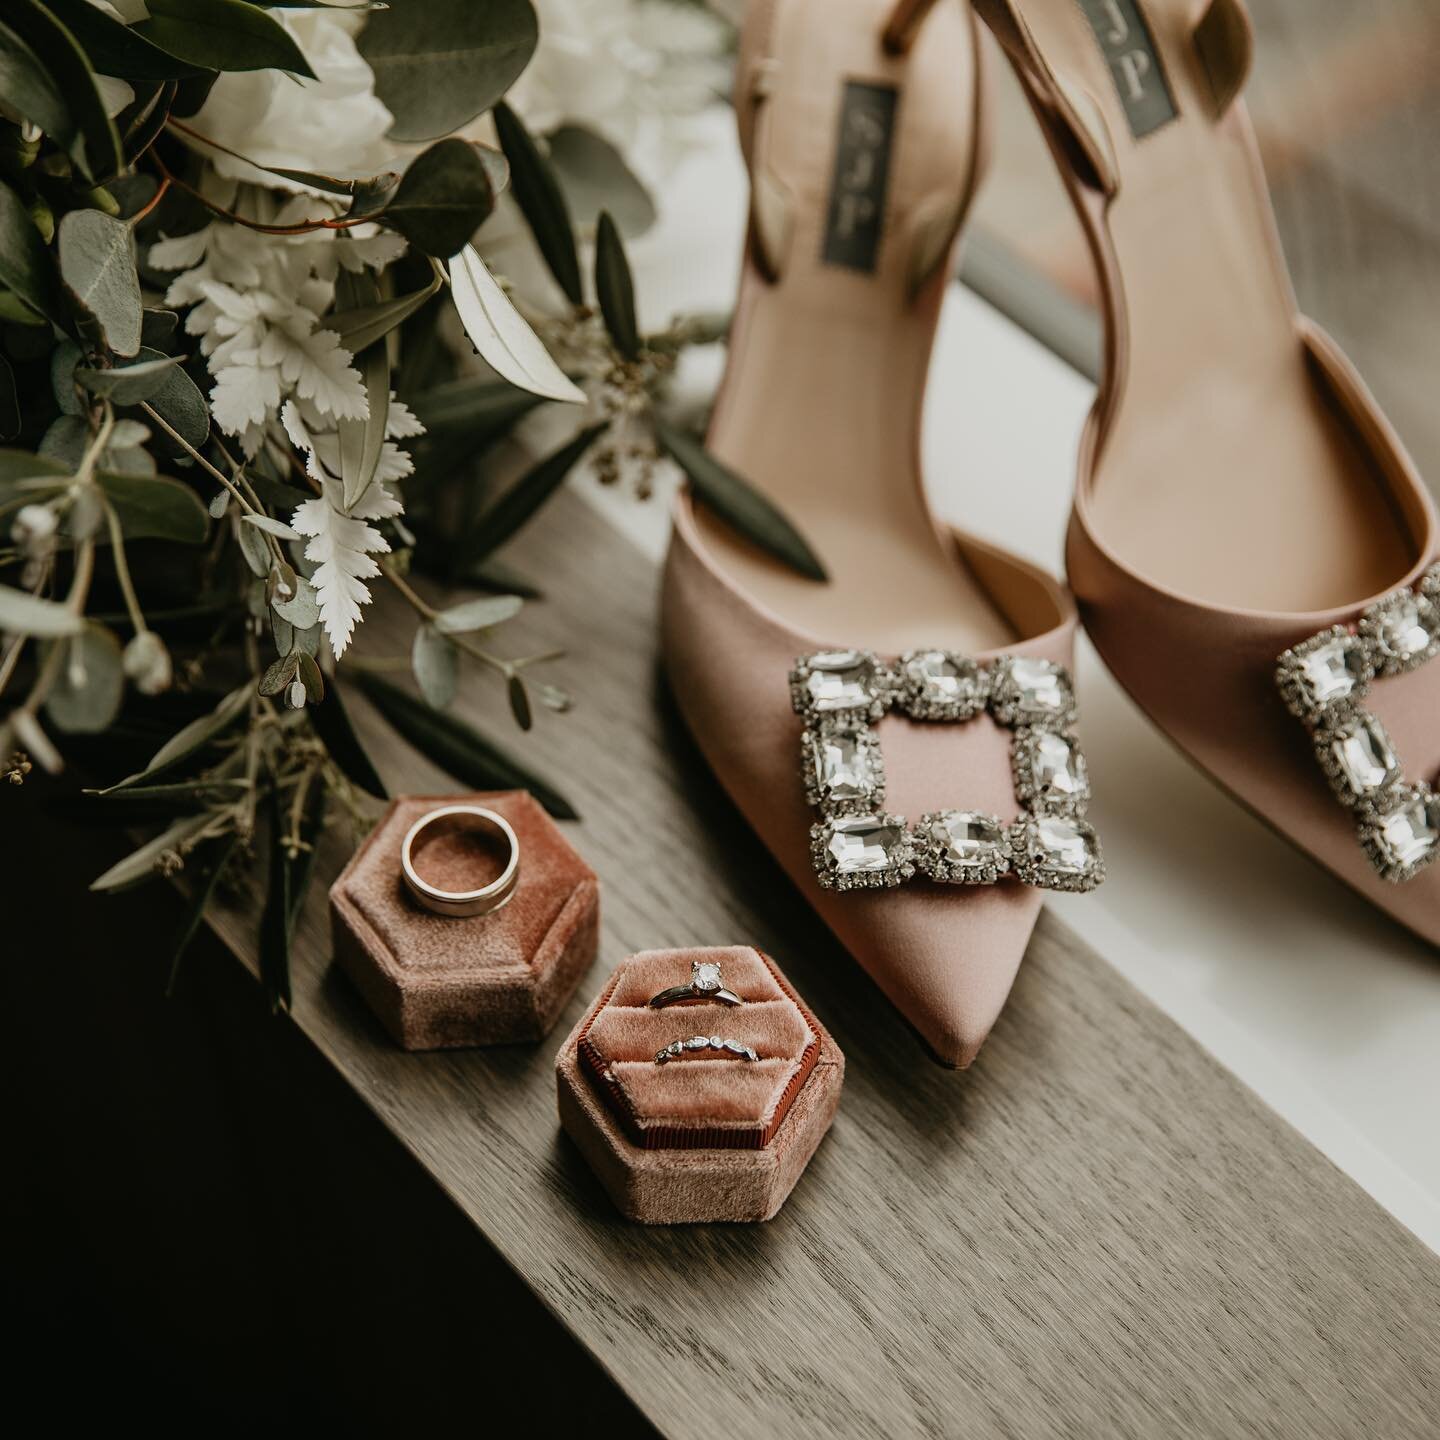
[139,402,258,515]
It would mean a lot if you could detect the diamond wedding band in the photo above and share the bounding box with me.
[400,804,520,918]
[654,1035,760,1065]
[647,958,741,1008]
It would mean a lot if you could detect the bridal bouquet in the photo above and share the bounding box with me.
[0,0,819,1002]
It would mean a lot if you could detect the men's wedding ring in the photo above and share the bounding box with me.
[647,958,741,1009]
[654,1035,760,1065]
[400,804,520,918]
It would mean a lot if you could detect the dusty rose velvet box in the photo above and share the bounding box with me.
[556,947,844,1224]
[330,792,599,1050]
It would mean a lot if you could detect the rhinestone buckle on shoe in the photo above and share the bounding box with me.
[790,648,1104,894]
[1275,566,1440,883]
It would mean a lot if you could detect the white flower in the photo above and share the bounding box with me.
[183,8,395,190]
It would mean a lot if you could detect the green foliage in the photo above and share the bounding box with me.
[378,138,498,258]
[133,0,316,78]
[594,211,640,360]
[58,210,144,356]
[493,102,582,306]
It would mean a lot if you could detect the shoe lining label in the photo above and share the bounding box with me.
[1074,0,1177,139]
[822,80,899,273]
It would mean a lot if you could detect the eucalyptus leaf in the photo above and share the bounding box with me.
[58,209,143,357]
[238,514,272,577]
[433,593,522,635]
[0,449,69,484]
[357,670,578,819]
[137,352,210,449]
[549,123,657,238]
[411,623,457,709]
[44,623,124,733]
[89,810,215,892]
[38,414,88,468]
[0,180,64,324]
[134,0,316,78]
[97,471,209,545]
[458,422,606,566]
[377,139,498,258]
[5,0,123,179]
[296,651,324,702]
[76,353,183,403]
[0,17,75,148]
[273,575,320,629]
[50,340,83,415]
[448,244,585,404]
[359,0,538,143]
[594,211,640,360]
[308,682,386,798]
[655,419,828,582]
[140,309,180,348]
[259,653,298,696]
[492,102,582,307]
[0,585,84,638]
[41,0,206,82]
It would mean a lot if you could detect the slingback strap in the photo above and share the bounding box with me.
[1193,0,1254,116]
[969,0,1118,198]
[882,0,943,57]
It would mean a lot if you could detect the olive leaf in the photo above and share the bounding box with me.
[296,651,324,702]
[408,376,544,442]
[549,124,657,238]
[44,624,124,734]
[334,271,390,511]
[594,211,640,360]
[433,594,523,635]
[0,180,65,324]
[134,0,316,78]
[492,102,582,307]
[5,0,123,180]
[90,810,216,892]
[654,419,828,583]
[374,138,498,259]
[58,209,143,357]
[507,673,532,732]
[101,683,251,792]
[308,683,386,798]
[411,623,458,709]
[76,353,183,404]
[0,584,85,638]
[166,832,241,997]
[359,0,538,143]
[457,422,607,567]
[447,244,586,404]
[97,471,209,544]
[136,352,210,449]
[327,271,441,356]
[358,671,578,819]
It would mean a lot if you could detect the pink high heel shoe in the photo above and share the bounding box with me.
[661,0,1105,1068]
[973,0,1440,941]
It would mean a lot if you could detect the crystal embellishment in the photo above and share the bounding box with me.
[917,810,1011,885]
[692,961,723,994]
[1276,563,1440,882]
[789,650,888,722]
[802,723,884,814]
[811,814,916,891]
[791,647,1103,895]
[897,649,989,721]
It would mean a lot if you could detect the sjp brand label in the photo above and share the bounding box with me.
[822,81,898,273]
[1075,0,1177,139]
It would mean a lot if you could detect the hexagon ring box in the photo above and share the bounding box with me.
[330,792,599,1050]
[556,947,845,1224]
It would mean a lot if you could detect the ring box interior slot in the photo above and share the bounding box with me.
[330,792,599,1050]
[556,947,844,1223]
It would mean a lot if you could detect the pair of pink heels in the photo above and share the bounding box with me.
[662,0,1440,1067]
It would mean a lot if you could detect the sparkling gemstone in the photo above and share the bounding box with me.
[1025,815,1096,876]
[684,1035,709,1051]
[930,811,1005,869]
[1001,658,1072,720]
[1026,731,1087,803]
[904,651,980,706]
[825,816,906,874]
[1297,638,1368,708]
[1374,792,1440,871]
[802,651,877,712]
[693,962,722,993]
[808,726,878,803]
[1329,714,1398,798]
[1376,596,1436,664]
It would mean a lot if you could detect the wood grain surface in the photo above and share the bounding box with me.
[204,491,1440,1439]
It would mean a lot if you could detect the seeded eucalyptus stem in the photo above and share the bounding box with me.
[141,402,259,517]
[379,559,513,681]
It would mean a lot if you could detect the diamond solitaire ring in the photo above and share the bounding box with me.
[654,1035,760,1065]
[647,958,742,1008]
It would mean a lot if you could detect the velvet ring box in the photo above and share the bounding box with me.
[556,947,844,1224]
[330,792,599,1050]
